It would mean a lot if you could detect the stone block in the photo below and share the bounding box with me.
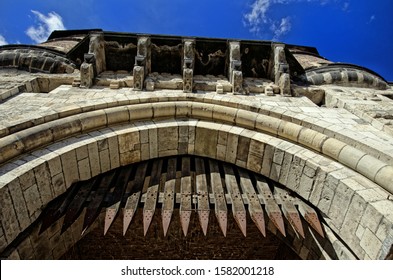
[212,105,236,123]
[87,142,101,177]
[175,101,191,117]
[261,145,274,177]
[99,149,110,173]
[75,145,89,161]
[360,204,383,233]
[225,132,239,164]
[277,152,293,186]
[153,103,176,119]
[60,150,79,188]
[255,115,282,136]
[33,163,54,206]
[107,136,120,169]
[104,106,130,125]
[328,181,355,229]
[356,155,386,182]
[77,158,91,181]
[236,135,250,163]
[23,184,42,219]
[191,102,213,120]
[148,127,158,158]
[246,139,264,172]
[51,116,82,141]
[118,129,140,154]
[128,104,154,121]
[51,173,66,197]
[80,110,107,132]
[195,127,218,159]
[278,122,302,142]
[375,166,393,194]
[317,183,335,215]
[376,217,392,242]
[19,169,36,191]
[360,228,382,259]
[8,179,31,231]
[158,127,178,151]
[298,173,314,200]
[286,156,305,192]
[17,236,35,260]
[370,200,393,223]
[236,110,257,129]
[120,150,141,165]
[321,138,346,161]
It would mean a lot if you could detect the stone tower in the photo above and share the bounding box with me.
[0,30,392,260]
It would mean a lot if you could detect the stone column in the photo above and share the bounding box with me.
[228,41,243,94]
[80,54,95,88]
[182,39,195,93]
[133,36,151,91]
[88,32,106,75]
[272,44,291,96]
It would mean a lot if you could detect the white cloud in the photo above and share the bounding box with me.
[271,17,292,40]
[26,10,65,43]
[243,0,347,39]
[0,34,8,46]
[367,15,376,24]
[342,2,350,11]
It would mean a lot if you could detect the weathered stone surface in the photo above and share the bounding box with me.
[1,31,393,261]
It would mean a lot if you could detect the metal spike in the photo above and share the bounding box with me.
[297,202,325,238]
[104,202,120,235]
[123,192,140,235]
[143,209,154,236]
[180,210,191,237]
[269,211,286,236]
[123,208,135,236]
[234,210,247,237]
[286,211,305,238]
[198,210,209,236]
[162,210,172,237]
[305,212,324,238]
[217,210,227,237]
[251,212,266,237]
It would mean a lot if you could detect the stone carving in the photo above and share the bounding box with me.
[273,44,291,96]
[229,42,243,94]
[80,62,94,88]
[88,32,106,75]
[133,65,144,90]
[183,68,193,93]
[232,70,243,93]
[132,37,151,91]
[136,37,151,73]
[183,40,195,93]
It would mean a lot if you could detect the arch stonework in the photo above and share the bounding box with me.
[1,31,393,260]
[0,92,392,260]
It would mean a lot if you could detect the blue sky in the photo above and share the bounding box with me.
[0,0,392,81]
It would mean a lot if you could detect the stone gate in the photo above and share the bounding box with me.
[0,30,392,260]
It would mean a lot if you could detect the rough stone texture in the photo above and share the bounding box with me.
[0,31,393,260]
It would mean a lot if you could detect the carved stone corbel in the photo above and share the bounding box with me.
[229,42,243,94]
[133,66,144,91]
[80,53,96,88]
[232,70,243,93]
[183,39,195,93]
[133,37,151,90]
[88,32,106,75]
[273,44,291,96]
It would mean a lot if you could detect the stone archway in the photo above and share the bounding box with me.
[1,110,388,258]
[1,102,391,259]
